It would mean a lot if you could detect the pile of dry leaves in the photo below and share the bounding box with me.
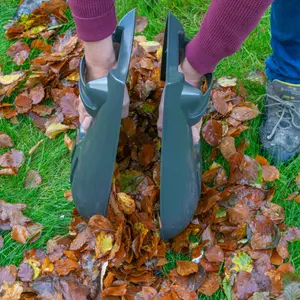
[1,1,300,299]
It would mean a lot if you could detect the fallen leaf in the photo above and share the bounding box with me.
[205,245,224,263]
[18,263,33,282]
[139,143,155,165]
[135,16,148,32]
[11,225,29,244]
[117,192,136,214]
[28,139,43,155]
[29,84,45,104]
[277,227,300,259]
[230,103,260,121]
[6,41,30,66]
[0,132,13,148]
[202,119,222,146]
[255,155,269,166]
[176,260,198,276]
[0,71,25,85]
[296,172,300,189]
[64,134,74,151]
[24,170,42,189]
[247,69,267,85]
[262,165,280,182]
[218,77,237,88]
[140,41,160,53]
[211,88,233,115]
[64,190,73,202]
[54,258,79,276]
[0,281,23,300]
[219,136,236,160]
[0,148,23,168]
[0,236,3,248]
[95,231,114,258]
[31,104,53,116]
[15,91,32,113]
[45,122,69,139]
[102,283,127,296]
[88,215,115,233]
[198,272,221,296]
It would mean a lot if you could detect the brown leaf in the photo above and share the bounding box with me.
[219,136,236,160]
[202,119,222,146]
[202,225,216,245]
[54,258,79,276]
[24,170,42,189]
[140,41,160,53]
[198,272,221,296]
[64,190,73,202]
[211,88,233,115]
[248,215,279,250]
[0,168,17,175]
[230,102,260,121]
[28,139,43,155]
[277,227,300,259]
[135,16,148,33]
[0,132,13,148]
[31,104,53,116]
[64,134,74,151]
[122,117,137,137]
[29,84,45,104]
[176,260,198,276]
[205,245,224,263]
[6,41,30,65]
[11,225,29,244]
[117,192,136,214]
[0,105,18,119]
[88,215,115,233]
[31,39,51,52]
[0,265,17,286]
[234,271,260,300]
[0,236,3,249]
[59,92,79,118]
[262,165,280,182]
[102,283,127,297]
[261,203,285,224]
[104,272,115,288]
[0,149,23,168]
[17,263,33,282]
[45,122,70,139]
[139,143,155,165]
[15,91,32,113]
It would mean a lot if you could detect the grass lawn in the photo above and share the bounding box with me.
[0,1,299,299]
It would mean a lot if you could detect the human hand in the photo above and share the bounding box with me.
[157,57,204,144]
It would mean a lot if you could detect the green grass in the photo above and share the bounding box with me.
[0,1,299,299]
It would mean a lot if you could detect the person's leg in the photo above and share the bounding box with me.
[260,0,300,163]
[266,0,300,83]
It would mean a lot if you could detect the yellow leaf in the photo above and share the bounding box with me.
[117,192,136,214]
[95,231,114,258]
[0,71,25,85]
[27,259,41,279]
[45,122,69,139]
[231,252,253,273]
[22,26,47,38]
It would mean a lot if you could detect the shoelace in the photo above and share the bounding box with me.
[265,94,300,140]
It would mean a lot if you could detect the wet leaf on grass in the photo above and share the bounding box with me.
[0,132,13,148]
[6,41,30,66]
[202,119,222,146]
[24,170,42,189]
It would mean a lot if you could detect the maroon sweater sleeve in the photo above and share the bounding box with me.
[68,0,117,42]
[68,0,273,74]
[186,0,273,74]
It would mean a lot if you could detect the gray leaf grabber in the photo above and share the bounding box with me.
[159,13,212,240]
[70,10,136,218]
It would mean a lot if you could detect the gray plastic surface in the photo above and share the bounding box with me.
[160,13,212,240]
[71,10,136,219]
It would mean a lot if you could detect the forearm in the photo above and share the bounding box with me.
[68,0,117,42]
[186,0,273,74]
